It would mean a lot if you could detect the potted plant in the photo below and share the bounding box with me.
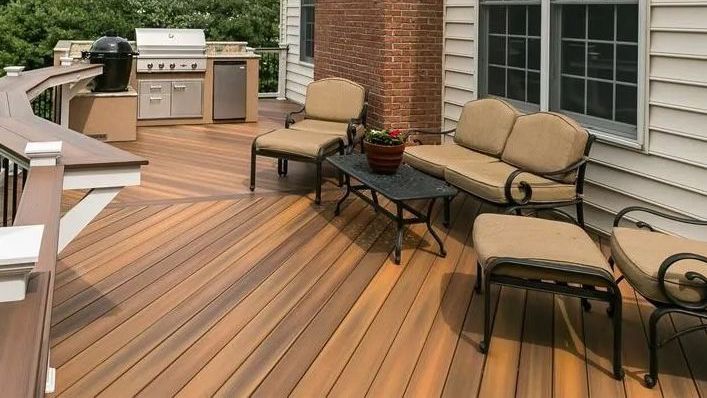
[363,128,406,174]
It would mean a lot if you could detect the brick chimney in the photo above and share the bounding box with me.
[314,0,444,131]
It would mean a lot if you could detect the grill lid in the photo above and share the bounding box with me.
[135,28,206,57]
[86,32,136,56]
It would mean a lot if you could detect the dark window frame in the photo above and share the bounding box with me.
[550,2,639,139]
[479,1,542,113]
[300,0,315,64]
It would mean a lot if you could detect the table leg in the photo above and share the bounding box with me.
[426,198,447,257]
[371,191,380,213]
[335,174,351,216]
[443,196,451,228]
[394,202,404,264]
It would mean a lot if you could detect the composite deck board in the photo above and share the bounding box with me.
[46,100,705,397]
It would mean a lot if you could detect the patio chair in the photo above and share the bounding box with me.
[250,78,366,204]
[286,77,367,153]
[610,206,707,388]
[473,213,624,380]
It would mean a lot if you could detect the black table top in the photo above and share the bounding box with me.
[328,154,458,201]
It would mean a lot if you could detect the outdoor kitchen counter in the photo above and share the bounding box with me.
[54,40,260,126]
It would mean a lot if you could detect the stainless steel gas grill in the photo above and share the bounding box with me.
[135,28,207,73]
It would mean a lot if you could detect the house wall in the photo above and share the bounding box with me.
[441,0,707,239]
[283,0,444,130]
[283,0,314,104]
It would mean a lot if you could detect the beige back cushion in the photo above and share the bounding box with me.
[501,112,589,183]
[305,78,366,122]
[453,98,520,156]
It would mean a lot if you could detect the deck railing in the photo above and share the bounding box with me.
[255,46,287,100]
[0,63,146,397]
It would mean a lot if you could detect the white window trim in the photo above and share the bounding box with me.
[477,0,649,150]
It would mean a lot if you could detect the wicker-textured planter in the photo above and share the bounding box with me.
[364,141,405,174]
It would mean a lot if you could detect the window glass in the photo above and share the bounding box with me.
[558,3,639,133]
[484,5,541,106]
[300,0,315,63]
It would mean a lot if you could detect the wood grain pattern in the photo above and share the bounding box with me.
[46,100,704,398]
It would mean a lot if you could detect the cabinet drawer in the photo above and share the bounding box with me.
[138,94,171,119]
[139,80,169,95]
[171,80,203,118]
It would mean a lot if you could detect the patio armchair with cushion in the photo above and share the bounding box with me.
[250,78,367,204]
[610,207,707,387]
[404,99,595,226]
[286,77,367,153]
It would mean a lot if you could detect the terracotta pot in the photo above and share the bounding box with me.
[364,141,405,174]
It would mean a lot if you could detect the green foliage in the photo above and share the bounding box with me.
[0,0,280,71]
[365,129,405,146]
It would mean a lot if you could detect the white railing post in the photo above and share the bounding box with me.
[0,224,44,302]
[277,45,288,101]
[3,66,25,77]
[25,141,62,167]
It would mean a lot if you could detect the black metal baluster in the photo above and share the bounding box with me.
[11,162,18,222]
[2,157,8,226]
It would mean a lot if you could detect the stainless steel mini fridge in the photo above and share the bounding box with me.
[213,61,247,120]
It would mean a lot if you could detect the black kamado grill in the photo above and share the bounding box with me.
[82,32,138,92]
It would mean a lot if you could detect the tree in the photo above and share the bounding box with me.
[0,0,279,71]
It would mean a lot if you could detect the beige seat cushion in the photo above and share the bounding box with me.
[454,98,521,156]
[445,161,577,204]
[255,128,343,159]
[611,227,707,305]
[305,78,366,122]
[403,144,498,178]
[290,119,351,139]
[473,214,613,286]
[501,112,588,183]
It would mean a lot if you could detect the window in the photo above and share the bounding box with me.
[553,3,639,138]
[480,1,642,140]
[300,0,315,63]
[481,3,542,109]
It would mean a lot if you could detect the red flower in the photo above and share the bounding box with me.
[389,129,402,138]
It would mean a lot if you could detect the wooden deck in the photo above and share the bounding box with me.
[51,100,707,397]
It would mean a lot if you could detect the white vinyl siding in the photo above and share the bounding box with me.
[443,0,707,239]
[283,0,314,104]
[443,0,478,130]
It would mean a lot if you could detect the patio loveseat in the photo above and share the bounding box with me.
[404,99,595,226]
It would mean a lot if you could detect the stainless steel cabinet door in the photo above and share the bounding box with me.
[170,80,203,118]
[213,62,247,120]
[138,94,171,119]
[139,80,169,95]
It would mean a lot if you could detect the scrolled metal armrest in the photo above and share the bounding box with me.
[407,128,457,136]
[347,118,364,146]
[407,128,457,145]
[613,206,707,229]
[503,169,533,206]
[658,253,707,310]
[285,106,306,128]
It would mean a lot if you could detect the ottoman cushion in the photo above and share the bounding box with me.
[255,128,343,159]
[473,214,613,286]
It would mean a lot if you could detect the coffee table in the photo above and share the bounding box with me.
[328,154,458,264]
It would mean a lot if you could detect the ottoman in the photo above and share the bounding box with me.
[250,128,345,204]
[472,214,624,379]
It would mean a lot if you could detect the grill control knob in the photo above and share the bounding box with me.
[147,63,153,69]
[191,63,198,69]
[158,63,165,69]
[170,63,176,69]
